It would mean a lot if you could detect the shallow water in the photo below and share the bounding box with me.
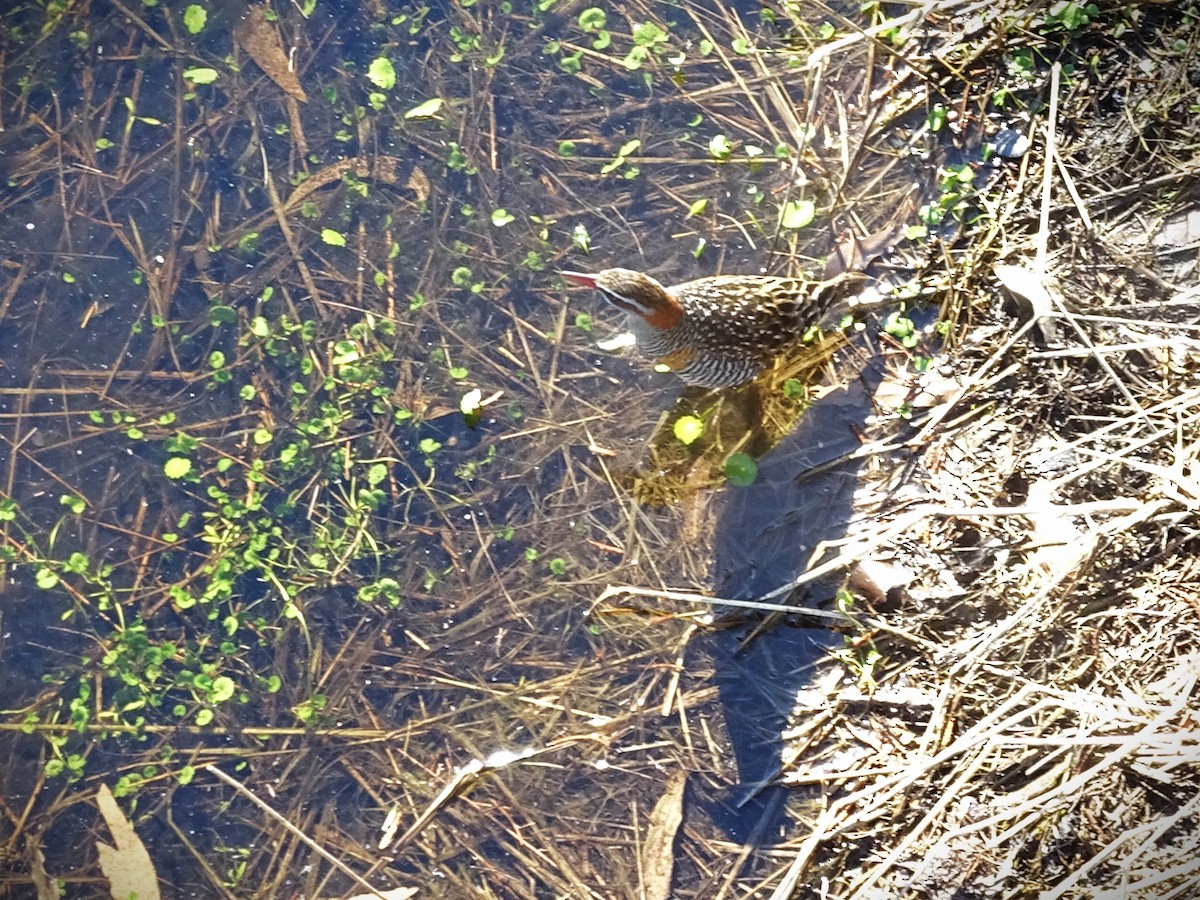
[0,1,936,894]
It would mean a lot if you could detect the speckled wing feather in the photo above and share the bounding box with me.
[654,274,862,386]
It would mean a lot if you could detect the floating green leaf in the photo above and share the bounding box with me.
[405,97,444,119]
[618,138,641,156]
[208,304,236,325]
[163,457,193,480]
[183,4,207,33]
[601,138,640,174]
[60,495,86,515]
[709,134,733,160]
[320,228,347,247]
[884,310,919,348]
[367,57,397,91]
[578,7,606,30]
[632,22,667,47]
[673,415,704,445]
[183,67,219,85]
[491,208,515,227]
[779,199,815,230]
[724,452,758,486]
[210,676,236,704]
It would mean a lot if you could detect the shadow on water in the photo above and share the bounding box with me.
[703,341,888,843]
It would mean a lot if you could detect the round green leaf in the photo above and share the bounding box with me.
[210,676,236,704]
[578,7,606,30]
[163,457,193,480]
[208,304,236,325]
[673,415,704,445]
[724,452,759,486]
[780,199,815,230]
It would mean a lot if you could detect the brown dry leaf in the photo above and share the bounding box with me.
[823,220,907,279]
[29,844,57,900]
[641,770,686,900]
[95,783,161,900]
[406,167,431,204]
[234,6,308,102]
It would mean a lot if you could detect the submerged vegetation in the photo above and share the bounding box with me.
[0,0,1199,896]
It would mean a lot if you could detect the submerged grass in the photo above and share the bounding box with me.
[0,0,1198,897]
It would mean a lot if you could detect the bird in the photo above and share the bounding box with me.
[562,267,869,388]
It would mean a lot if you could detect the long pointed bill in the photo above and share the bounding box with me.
[560,271,598,288]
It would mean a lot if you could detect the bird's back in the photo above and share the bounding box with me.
[672,274,837,355]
